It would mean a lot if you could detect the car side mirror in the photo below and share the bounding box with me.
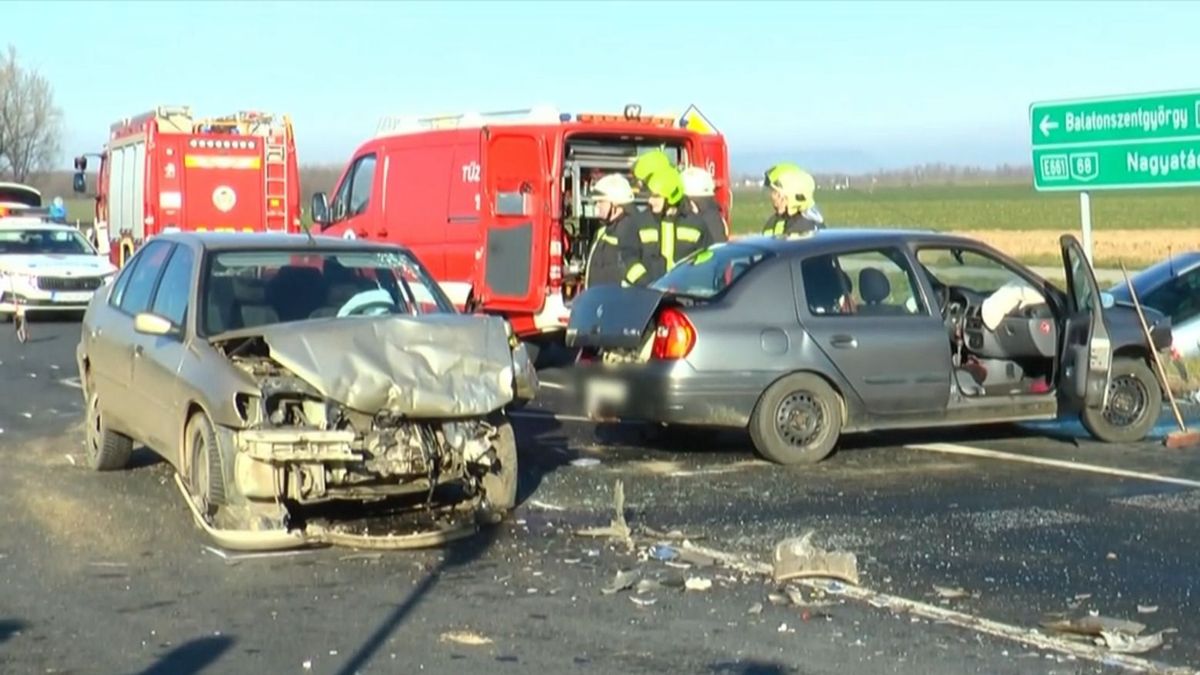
[73,171,87,194]
[1100,292,1115,309]
[134,312,176,337]
[311,192,330,226]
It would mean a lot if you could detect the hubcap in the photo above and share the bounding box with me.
[775,391,825,447]
[1103,374,1149,428]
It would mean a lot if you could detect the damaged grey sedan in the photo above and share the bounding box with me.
[76,233,537,551]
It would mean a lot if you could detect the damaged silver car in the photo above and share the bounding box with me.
[76,233,537,550]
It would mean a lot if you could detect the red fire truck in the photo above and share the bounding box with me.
[311,104,731,344]
[73,106,302,267]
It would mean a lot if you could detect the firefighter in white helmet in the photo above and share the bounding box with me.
[680,166,727,243]
[584,173,655,288]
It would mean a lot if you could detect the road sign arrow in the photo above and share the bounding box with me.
[1039,114,1060,138]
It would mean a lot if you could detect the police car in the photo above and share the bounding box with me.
[1,215,117,318]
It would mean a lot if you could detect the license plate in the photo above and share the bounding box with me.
[585,376,628,410]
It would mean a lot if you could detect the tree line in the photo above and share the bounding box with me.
[0,45,62,183]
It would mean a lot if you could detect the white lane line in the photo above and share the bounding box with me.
[538,380,569,391]
[907,442,1200,489]
[58,376,82,390]
[679,541,1198,674]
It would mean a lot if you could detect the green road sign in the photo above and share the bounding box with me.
[1030,89,1200,191]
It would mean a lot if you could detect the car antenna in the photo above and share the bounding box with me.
[1168,245,1175,277]
[301,221,316,246]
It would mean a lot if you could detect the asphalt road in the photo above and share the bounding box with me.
[2,319,1199,674]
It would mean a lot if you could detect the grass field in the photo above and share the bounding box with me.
[61,183,1200,269]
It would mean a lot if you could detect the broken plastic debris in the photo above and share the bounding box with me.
[570,458,601,468]
[440,630,493,646]
[630,596,657,608]
[302,660,312,670]
[1040,614,1146,637]
[650,544,679,561]
[1137,605,1158,614]
[748,602,764,615]
[932,585,970,599]
[685,577,713,592]
[772,532,859,585]
[1106,552,1118,560]
[575,480,632,549]
[602,569,641,595]
[1098,630,1167,654]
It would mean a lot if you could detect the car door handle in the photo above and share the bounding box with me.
[831,335,858,349]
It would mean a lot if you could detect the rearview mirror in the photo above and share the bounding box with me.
[73,171,87,194]
[134,312,176,337]
[310,192,330,226]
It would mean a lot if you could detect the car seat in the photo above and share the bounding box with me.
[232,277,278,329]
[204,276,237,334]
[266,266,327,322]
[858,268,903,315]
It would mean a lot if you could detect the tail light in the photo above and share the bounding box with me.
[549,221,564,288]
[652,307,696,360]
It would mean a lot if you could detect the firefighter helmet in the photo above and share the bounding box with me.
[681,166,716,197]
[633,149,673,183]
[645,166,685,206]
[764,163,816,210]
[590,173,635,205]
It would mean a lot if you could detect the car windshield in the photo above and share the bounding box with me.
[201,248,455,336]
[0,228,95,255]
[650,243,772,299]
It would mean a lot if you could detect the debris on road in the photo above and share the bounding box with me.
[932,585,972,600]
[1040,614,1147,638]
[1099,630,1169,655]
[649,544,679,561]
[747,602,764,615]
[440,630,494,647]
[685,577,712,592]
[601,568,641,595]
[643,526,704,541]
[1137,605,1159,614]
[570,458,601,468]
[772,531,859,585]
[576,480,633,550]
[529,500,567,512]
[630,596,657,608]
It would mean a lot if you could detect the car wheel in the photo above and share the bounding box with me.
[185,412,227,521]
[1081,358,1162,444]
[84,388,133,471]
[480,415,518,516]
[750,373,842,465]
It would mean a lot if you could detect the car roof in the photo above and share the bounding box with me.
[152,231,415,254]
[0,182,42,196]
[0,217,75,231]
[728,228,987,257]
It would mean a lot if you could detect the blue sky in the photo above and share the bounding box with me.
[9,0,1200,172]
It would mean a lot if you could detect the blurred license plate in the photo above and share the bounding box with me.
[586,377,628,407]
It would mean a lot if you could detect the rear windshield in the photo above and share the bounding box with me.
[650,243,771,299]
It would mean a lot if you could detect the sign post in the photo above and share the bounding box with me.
[1030,89,1200,263]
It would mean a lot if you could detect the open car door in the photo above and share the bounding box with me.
[477,130,548,312]
[1060,234,1113,411]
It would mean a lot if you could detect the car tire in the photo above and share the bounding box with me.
[185,412,227,520]
[84,389,134,471]
[1081,357,1162,444]
[750,373,842,465]
[480,415,518,515]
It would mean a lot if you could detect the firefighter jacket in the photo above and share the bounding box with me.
[689,198,728,243]
[762,209,823,237]
[585,211,636,288]
[622,208,712,286]
[619,209,666,287]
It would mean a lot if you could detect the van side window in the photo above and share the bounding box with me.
[331,153,377,222]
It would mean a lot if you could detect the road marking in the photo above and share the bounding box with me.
[538,380,568,391]
[58,377,82,390]
[509,411,602,424]
[906,442,1200,489]
[678,540,1198,675]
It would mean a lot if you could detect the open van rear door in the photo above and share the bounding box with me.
[478,130,548,312]
[1060,234,1113,410]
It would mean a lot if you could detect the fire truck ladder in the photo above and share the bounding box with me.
[262,120,290,233]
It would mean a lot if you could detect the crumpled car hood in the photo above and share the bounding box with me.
[247,314,516,418]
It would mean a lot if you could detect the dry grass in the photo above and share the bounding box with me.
[953,229,1200,268]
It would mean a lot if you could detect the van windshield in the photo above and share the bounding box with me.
[650,243,772,299]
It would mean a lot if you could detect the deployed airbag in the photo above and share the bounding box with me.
[257,314,515,417]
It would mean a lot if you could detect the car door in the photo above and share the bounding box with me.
[106,240,176,441]
[477,130,548,311]
[323,153,378,240]
[1059,234,1113,411]
[795,246,952,416]
[131,243,195,458]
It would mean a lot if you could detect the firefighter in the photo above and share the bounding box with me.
[621,165,710,286]
[633,149,673,187]
[762,163,824,237]
[680,166,727,243]
[583,173,647,289]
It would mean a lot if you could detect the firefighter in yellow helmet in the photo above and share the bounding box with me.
[762,163,825,237]
[680,166,728,243]
[621,165,712,286]
[583,173,654,288]
[633,148,673,187]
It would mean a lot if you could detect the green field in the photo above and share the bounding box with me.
[62,183,1200,269]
